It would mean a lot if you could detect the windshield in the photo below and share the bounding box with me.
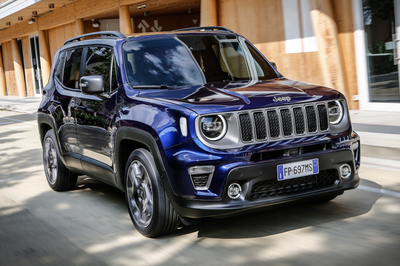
[123,34,277,88]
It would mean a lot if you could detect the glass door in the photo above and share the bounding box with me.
[30,36,43,95]
[363,0,400,103]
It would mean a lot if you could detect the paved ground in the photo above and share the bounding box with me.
[1,110,400,266]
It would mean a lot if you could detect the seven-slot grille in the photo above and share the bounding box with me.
[239,103,329,143]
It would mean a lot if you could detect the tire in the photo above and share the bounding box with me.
[125,148,179,237]
[42,130,78,191]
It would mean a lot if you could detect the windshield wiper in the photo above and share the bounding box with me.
[132,85,170,89]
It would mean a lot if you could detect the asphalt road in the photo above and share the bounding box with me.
[1,110,400,266]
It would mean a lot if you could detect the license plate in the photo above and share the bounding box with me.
[277,159,319,181]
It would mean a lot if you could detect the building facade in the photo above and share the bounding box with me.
[0,0,399,111]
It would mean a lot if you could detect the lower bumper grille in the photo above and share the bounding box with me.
[250,169,339,199]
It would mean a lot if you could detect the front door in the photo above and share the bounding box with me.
[30,36,43,96]
[362,0,400,103]
[74,46,118,185]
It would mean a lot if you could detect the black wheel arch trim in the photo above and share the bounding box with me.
[115,127,186,217]
[115,126,169,190]
[37,113,66,164]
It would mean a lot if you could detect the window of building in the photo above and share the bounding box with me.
[282,0,318,54]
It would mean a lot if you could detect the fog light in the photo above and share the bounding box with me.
[228,183,242,199]
[340,164,351,179]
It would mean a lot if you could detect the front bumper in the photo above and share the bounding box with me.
[166,148,359,218]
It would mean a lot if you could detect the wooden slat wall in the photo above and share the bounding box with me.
[218,0,324,86]
[2,41,18,95]
[333,0,359,109]
[21,36,35,96]
[47,22,76,63]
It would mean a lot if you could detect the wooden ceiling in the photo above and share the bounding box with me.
[0,0,72,29]
[0,0,200,28]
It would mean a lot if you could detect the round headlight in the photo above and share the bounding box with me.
[328,101,343,125]
[200,115,227,141]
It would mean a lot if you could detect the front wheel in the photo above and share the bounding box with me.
[125,149,179,237]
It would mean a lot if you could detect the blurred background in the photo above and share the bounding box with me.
[0,0,400,112]
[0,0,399,265]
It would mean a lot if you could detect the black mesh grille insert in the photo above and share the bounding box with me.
[317,105,329,131]
[280,109,292,136]
[305,106,317,132]
[293,107,305,134]
[191,174,209,188]
[239,113,253,142]
[250,169,339,199]
[267,110,280,138]
[253,112,267,140]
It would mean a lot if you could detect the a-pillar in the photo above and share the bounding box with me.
[119,5,133,35]
[200,0,218,26]
[76,19,85,36]
[310,0,348,99]
[38,30,51,87]
[0,44,6,96]
[11,38,26,97]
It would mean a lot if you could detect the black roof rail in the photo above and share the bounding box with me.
[64,31,126,45]
[173,26,234,33]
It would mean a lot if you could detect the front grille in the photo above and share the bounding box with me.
[317,104,328,131]
[253,112,267,140]
[237,102,331,144]
[293,107,305,134]
[305,106,317,132]
[280,109,292,136]
[267,110,280,138]
[250,169,339,199]
[239,113,253,142]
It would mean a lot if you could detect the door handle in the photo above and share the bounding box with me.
[76,106,87,111]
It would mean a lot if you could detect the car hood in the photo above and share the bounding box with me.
[138,78,343,115]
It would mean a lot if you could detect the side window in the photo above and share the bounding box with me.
[84,46,113,93]
[55,51,66,82]
[63,48,83,89]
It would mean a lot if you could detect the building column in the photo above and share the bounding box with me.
[0,45,6,96]
[76,19,85,36]
[200,0,218,26]
[11,38,26,97]
[119,5,133,35]
[310,0,348,99]
[38,30,51,87]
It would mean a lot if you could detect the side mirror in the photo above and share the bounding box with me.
[270,62,277,70]
[79,76,104,95]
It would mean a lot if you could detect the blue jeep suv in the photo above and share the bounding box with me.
[37,27,361,237]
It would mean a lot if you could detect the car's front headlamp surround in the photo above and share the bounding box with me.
[200,115,227,141]
[328,100,344,125]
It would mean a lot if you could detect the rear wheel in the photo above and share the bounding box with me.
[43,130,78,191]
[125,149,179,237]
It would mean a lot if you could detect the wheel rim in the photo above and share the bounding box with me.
[126,160,153,228]
[43,137,58,185]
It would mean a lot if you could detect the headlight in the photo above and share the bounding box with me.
[328,101,343,125]
[200,115,227,141]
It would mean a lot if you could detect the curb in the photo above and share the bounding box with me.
[361,144,400,162]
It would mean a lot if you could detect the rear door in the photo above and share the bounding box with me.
[49,48,84,173]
